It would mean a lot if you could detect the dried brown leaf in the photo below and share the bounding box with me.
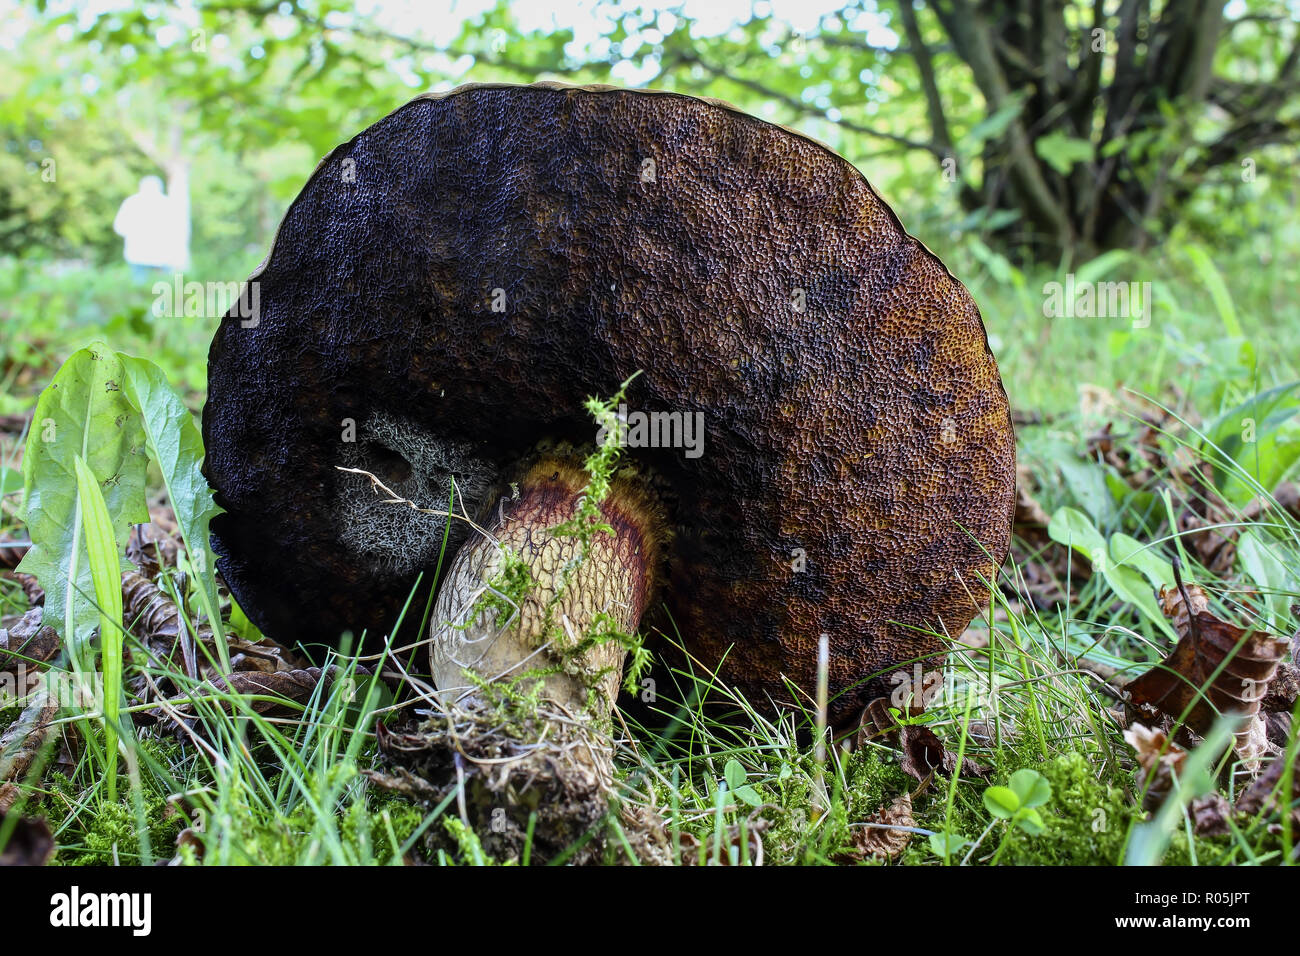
[125,522,180,580]
[1123,723,1187,812]
[1189,792,1232,837]
[0,536,29,571]
[840,792,913,862]
[165,666,368,724]
[0,608,60,678]
[1126,580,1288,758]
[855,696,988,786]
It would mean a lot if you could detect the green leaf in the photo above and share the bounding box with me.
[1184,245,1242,339]
[17,344,149,641]
[1055,460,1116,526]
[0,466,21,498]
[965,92,1026,148]
[1034,131,1094,175]
[1101,563,1176,639]
[1047,507,1108,564]
[928,829,970,858]
[118,354,224,661]
[1013,807,1046,836]
[983,785,1020,819]
[724,758,747,792]
[1050,509,1174,637]
[1073,249,1131,287]
[1008,768,1052,808]
[73,453,124,800]
[732,785,762,808]
[1109,533,1173,590]
[1237,529,1294,633]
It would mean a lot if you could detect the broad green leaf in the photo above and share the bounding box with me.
[1109,533,1173,589]
[1237,529,1294,633]
[732,785,762,808]
[928,830,970,858]
[1100,563,1175,639]
[17,344,149,640]
[724,758,747,792]
[118,354,224,649]
[1047,507,1107,563]
[1008,768,1052,809]
[983,785,1019,819]
[1055,459,1116,526]
[73,453,124,800]
[1050,510,1173,637]
[1073,249,1131,287]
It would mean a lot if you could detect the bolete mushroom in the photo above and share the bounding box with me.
[203,82,1015,848]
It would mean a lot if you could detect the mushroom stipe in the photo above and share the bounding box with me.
[202,82,1016,859]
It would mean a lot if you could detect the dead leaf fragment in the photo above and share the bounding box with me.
[0,608,60,679]
[1189,792,1232,837]
[855,697,989,786]
[840,792,913,862]
[1123,723,1188,812]
[0,692,59,792]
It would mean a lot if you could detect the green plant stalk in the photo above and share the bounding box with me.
[73,454,125,801]
[940,680,978,865]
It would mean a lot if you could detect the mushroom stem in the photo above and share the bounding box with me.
[428,455,661,830]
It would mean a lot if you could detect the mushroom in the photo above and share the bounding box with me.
[203,82,1016,852]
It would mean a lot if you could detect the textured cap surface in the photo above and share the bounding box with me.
[203,82,1016,723]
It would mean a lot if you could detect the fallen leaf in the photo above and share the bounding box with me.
[855,697,989,786]
[1236,753,1300,835]
[0,537,29,571]
[163,666,368,725]
[839,792,913,862]
[1125,576,1288,759]
[0,692,59,788]
[125,522,180,580]
[1189,792,1232,837]
[1123,723,1188,812]
[0,608,61,679]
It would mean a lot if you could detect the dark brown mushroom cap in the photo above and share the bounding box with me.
[203,82,1015,723]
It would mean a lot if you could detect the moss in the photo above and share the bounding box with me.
[991,751,1141,865]
[51,784,185,866]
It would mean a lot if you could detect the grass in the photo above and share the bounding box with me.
[1,221,1298,865]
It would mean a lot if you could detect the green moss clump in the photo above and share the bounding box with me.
[996,751,1140,865]
[48,781,185,866]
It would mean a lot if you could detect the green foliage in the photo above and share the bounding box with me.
[118,354,224,656]
[982,768,1052,836]
[1047,506,1174,639]
[996,753,1142,866]
[723,758,763,808]
[18,344,149,641]
[550,371,640,547]
[72,453,126,799]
